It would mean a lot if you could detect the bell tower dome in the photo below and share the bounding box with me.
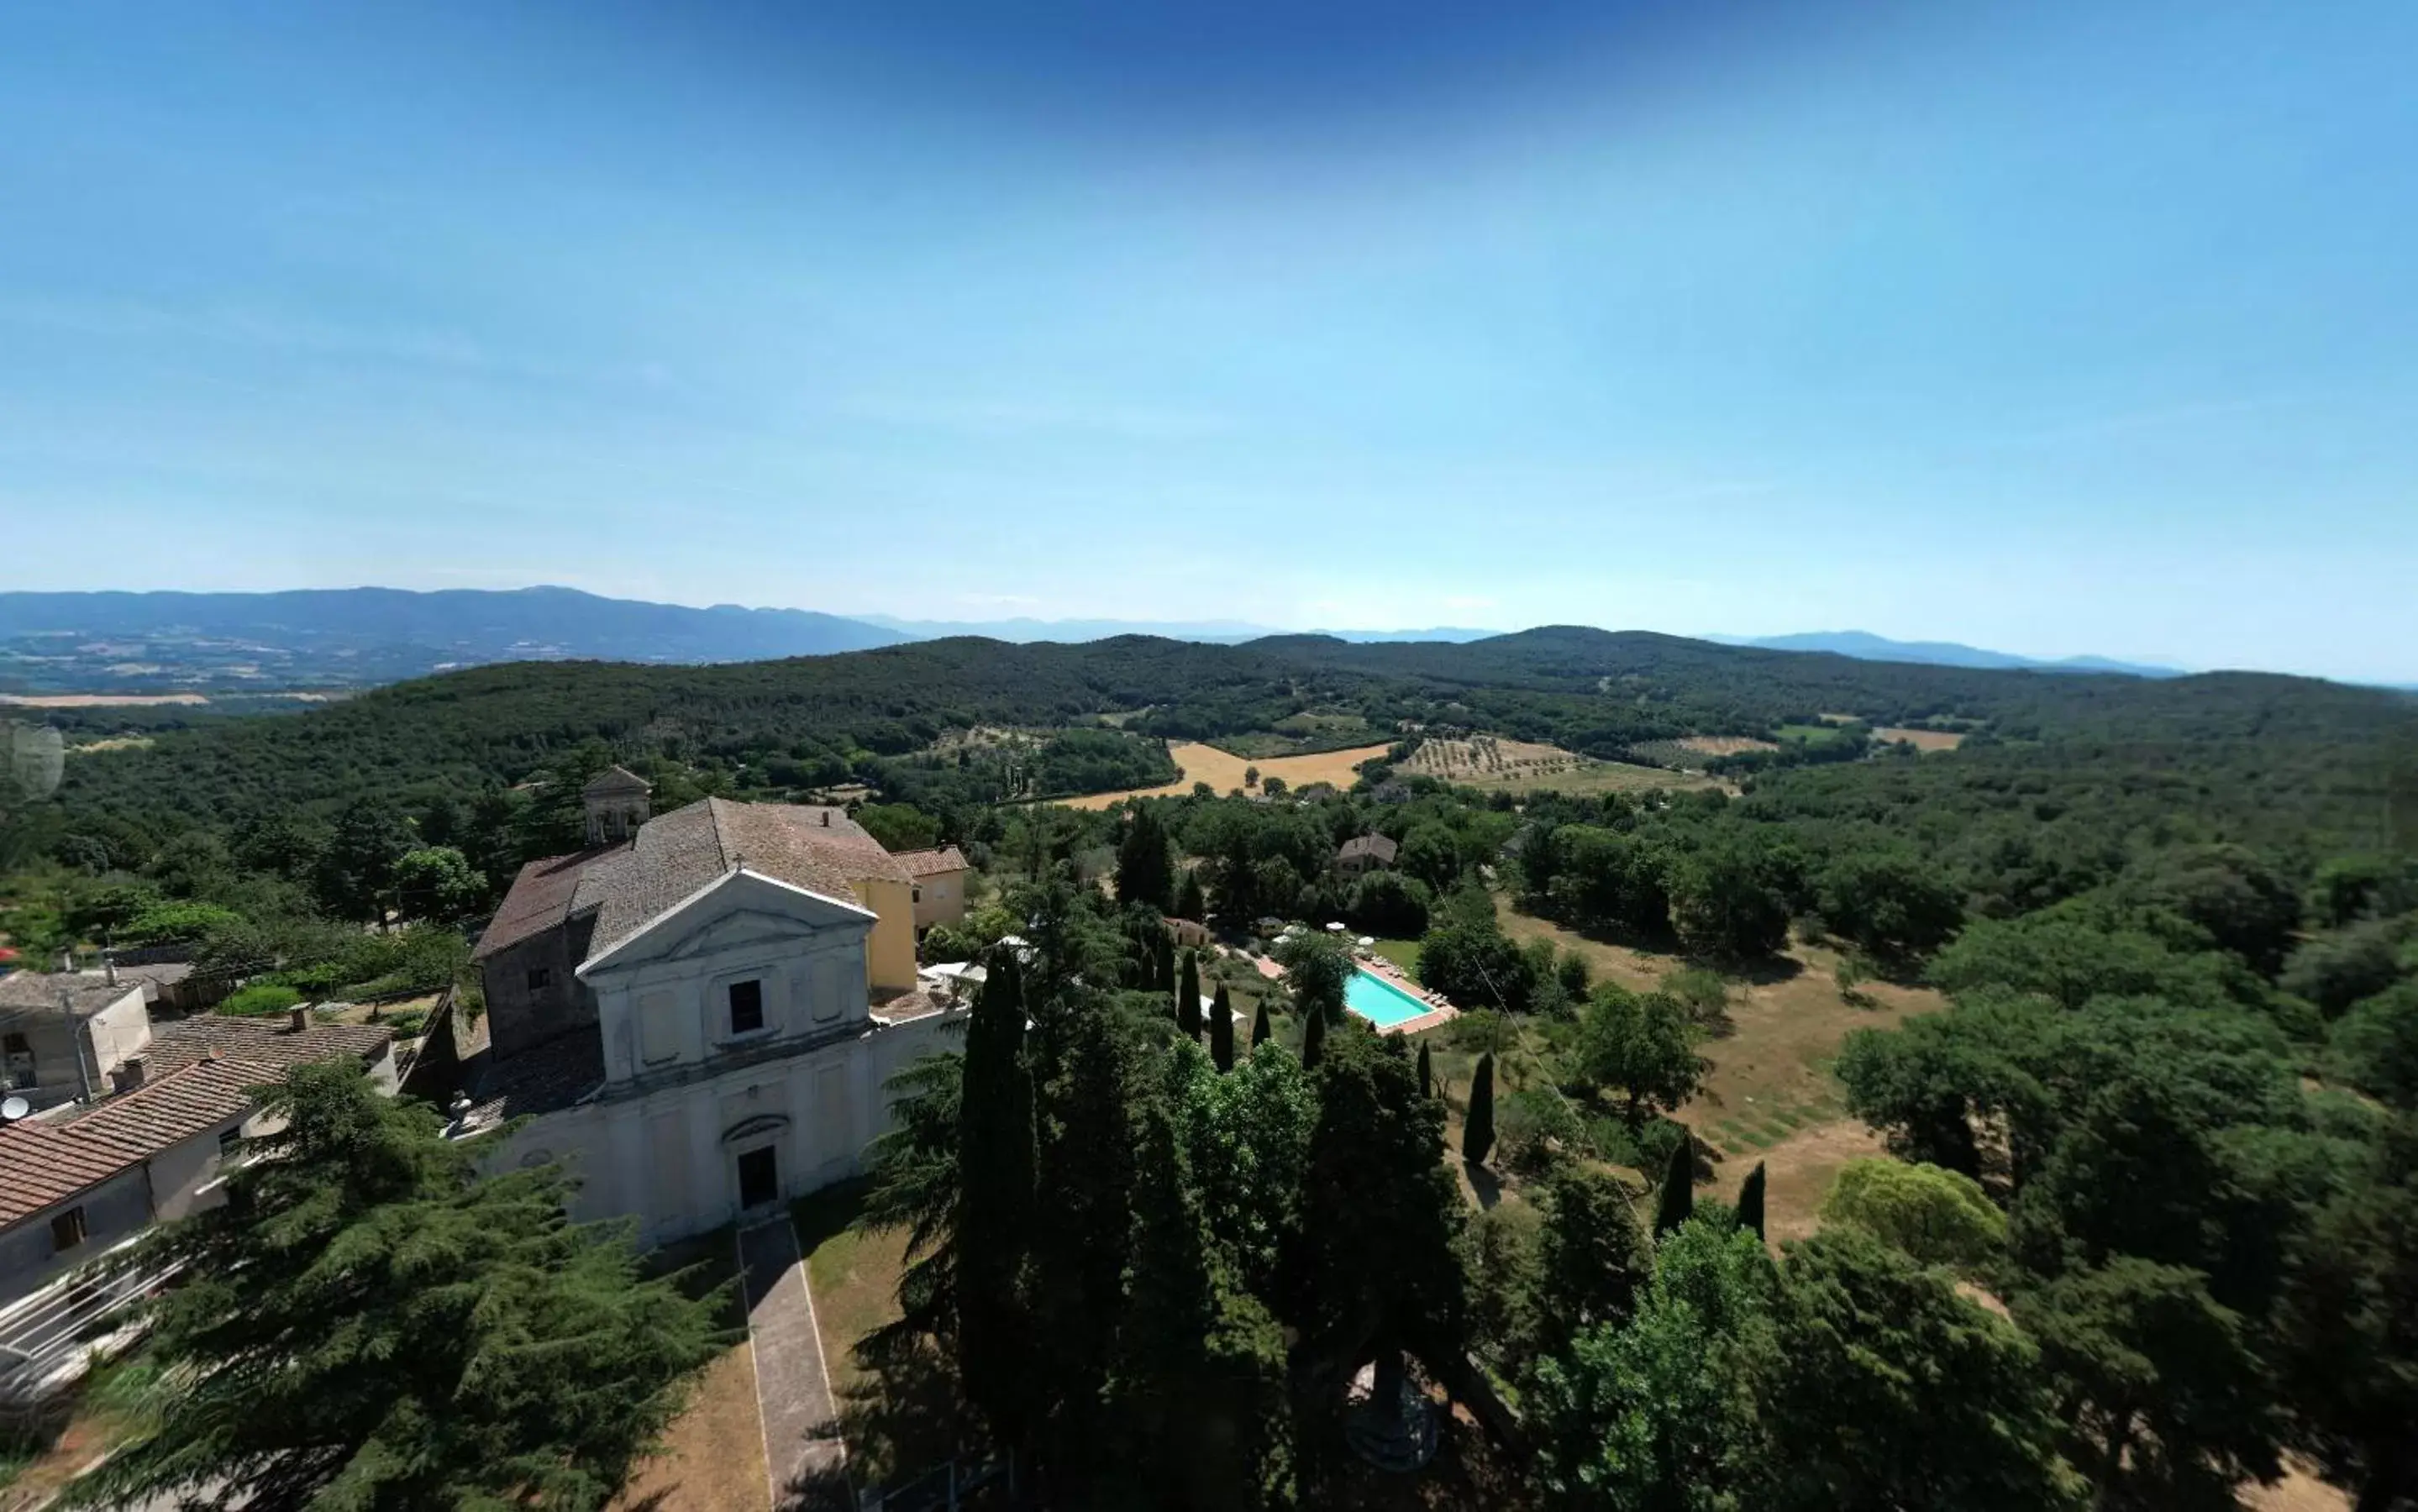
[581,765,652,847]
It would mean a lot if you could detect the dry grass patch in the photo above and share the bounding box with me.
[1874,726,1965,752]
[1491,902,1945,1197]
[1674,735,1779,756]
[2240,1464,2352,1512]
[793,1184,971,1490]
[612,1343,771,1512]
[1059,740,1392,809]
[1716,1121,1889,1247]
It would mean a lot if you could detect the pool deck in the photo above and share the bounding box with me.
[1350,958,1459,1037]
[1238,942,1459,1037]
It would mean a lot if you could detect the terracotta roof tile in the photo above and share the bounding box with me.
[0,1017,393,1228]
[582,764,651,795]
[573,799,909,961]
[1338,833,1399,861]
[0,973,145,1017]
[470,847,620,961]
[893,846,970,879]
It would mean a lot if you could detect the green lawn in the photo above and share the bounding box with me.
[1368,937,1422,975]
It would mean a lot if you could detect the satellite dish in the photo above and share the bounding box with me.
[1,1095,30,1122]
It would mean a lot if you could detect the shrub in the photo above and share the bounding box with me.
[1819,1157,2006,1270]
[221,984,304,1018]
[1499,1089,1585,1176]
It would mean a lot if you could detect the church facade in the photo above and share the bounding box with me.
[459,770,962,1245]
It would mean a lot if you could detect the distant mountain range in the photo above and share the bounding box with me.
[0,586,904,693]
[1711,630,2185,679]
[0,586,2216,696]
[859,614,1500,645]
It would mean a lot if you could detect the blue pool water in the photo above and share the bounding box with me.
[1345,969,1432,1027]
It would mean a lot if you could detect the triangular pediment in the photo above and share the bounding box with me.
[580,867,875,976]
[659,907,823,961]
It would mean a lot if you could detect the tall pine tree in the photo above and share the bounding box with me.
[1105,1099,1290,1504]
[959,952,1038,1445]
[1653,1132,1696,1236]
[1178,948,1204,1038]
[1301,998,1328,1068]
[1737,1161,1768,1242]
[1174,865,1208,922]
[1464,1052,1496,1167]
[1210,983,1237,1071]
[1417,1040,1433,1098]
[1252,1000,1273,1048]
[1027,998,1138,1480]
[1117,804,1175,912]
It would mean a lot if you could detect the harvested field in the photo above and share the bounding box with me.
[1058,740,1391,809]
[0,692,208,707]
[1874,726,1965,751]
[1675,735,1779,756]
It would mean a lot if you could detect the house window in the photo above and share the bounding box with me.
[912,885,923,904]
[526,966,552,992]
[3,1032,33,1089]
[50,1206,87,1253]
[728,979,765,1036]
[218,1127,242,1157]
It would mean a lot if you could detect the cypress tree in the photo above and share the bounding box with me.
[1154,930,1176,993]
[1177,948,1203,1038]
[1464,1052,1496,1167]
[1116,805,1174,912]
[1251,1000,1272,1048]
[959,953,1038,1442]
[1174,866,1207,922]
[1301,998,1328,1068]
[1653,1131,1695,1236]
[1209,983,1236,1071]
[1417,1039,1433,1098]
[1737,1160,1768,1242]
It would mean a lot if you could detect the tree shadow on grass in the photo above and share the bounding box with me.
[834,1332,977,1496]
[1722,953,1805,988]
[1462,1159,1505,1211]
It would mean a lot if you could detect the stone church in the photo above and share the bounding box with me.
[459,768,961,1245]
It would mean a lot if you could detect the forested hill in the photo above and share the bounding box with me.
[19,627,2415,858]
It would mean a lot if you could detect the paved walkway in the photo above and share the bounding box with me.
[738,1216,849,1511]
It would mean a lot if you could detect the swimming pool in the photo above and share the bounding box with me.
[1345,968,1433,1028]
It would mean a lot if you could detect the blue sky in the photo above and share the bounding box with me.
[3,2,2414,680]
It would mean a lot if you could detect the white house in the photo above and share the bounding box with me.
[455,796,964,1248]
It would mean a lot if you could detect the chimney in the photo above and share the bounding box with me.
[103,950,118,988]
[821,811,830,827]
[119,1056,146,1090]
[289,1005,309,1034]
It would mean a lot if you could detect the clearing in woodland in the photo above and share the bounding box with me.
[1493,901,1942,1240]
[1057,740,1391,809]
[1403,735,1721,795]
[1874,725,1966,751]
